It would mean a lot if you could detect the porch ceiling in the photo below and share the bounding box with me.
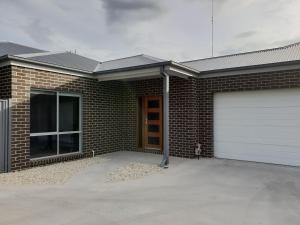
[96,62,199,82]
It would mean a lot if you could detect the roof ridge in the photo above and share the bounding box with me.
[0,41,46,52]
[93,62,103,72]
[15,51,64,58]
[62,51,100,63]
[182,41,300,63]
[141,54,167,62]
[100,54,146,63]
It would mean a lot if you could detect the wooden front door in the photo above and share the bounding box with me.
[143,96,163,150]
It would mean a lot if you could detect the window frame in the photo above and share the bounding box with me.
[30,89,82,159]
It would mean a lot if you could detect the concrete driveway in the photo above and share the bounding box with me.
[1,151,300,225]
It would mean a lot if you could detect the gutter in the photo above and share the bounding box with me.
[0,54,199,79]
[170,61,200,74]
[94,61,199,76]
[0,55,96,78]
[94,61,173,75]
[199,60,300,77]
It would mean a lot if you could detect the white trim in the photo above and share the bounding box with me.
[59,131,81,135]
[30,132,57,137]
[30,131,82,137]
[97,67,161,81]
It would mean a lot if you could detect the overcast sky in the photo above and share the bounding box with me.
[0,0,300,62]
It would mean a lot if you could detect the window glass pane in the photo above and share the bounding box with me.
[30,92,56,133]
[148,125,160,132]
[59,96,80,132]
[148,137,160,145]
[59,133,79,154]
[148,112,159,120]
[148,100,159,108]
[30,135,57,158]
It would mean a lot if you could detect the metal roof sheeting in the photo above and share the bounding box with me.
[0,42,45,57]
[94,54,167,73]
[1,41,300,75]
[24,52,100,72]
[181,42,300,72]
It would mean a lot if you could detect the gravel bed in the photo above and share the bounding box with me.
[106,162,163,182]
[0,157,108,185]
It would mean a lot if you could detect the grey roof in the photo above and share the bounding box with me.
[182,42,300,72]
[0,42,46,57]
[94,54,168,73]
[0,42,169,73]
[19,51,100,72]
[1,41,300,75]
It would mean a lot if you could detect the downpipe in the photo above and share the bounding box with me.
[160,71,170,168]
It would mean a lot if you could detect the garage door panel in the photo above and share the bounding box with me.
[216,137,300,148]
[215,142,300,166]
[215,89,300,108]
[216,109,300,124]
[216,126,300,142]
[216,139,300,149]
[214,89,300,166]
[217,121,300,127]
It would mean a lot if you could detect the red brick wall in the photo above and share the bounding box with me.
[7,63,300,170]
[10,66,125,171]
[0,66,12,99]
[123,78,163,154]
[198,70,300,157]
[170,77,199,158]
[124,77,199,158]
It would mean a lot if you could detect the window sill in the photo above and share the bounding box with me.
[30,152,83,161]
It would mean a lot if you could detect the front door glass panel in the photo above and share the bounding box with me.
[143,96,163,150]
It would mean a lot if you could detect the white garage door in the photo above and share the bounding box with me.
[214,89,300,166]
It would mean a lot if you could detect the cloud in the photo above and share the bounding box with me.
[0,0,300,62]
[25,19,52,44]
[101,0,163,24]
[235,31,257,39]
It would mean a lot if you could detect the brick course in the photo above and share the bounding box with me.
[169,77,199,158]
[123,77,199,158]
[10,66,125,171]
[0,66,12,99]
[123,78,163,154]
[198,70,300,157]
[4,63,300,171]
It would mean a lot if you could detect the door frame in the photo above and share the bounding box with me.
[137,96,163,151]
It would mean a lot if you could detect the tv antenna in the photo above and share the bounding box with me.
[211,0,214,57]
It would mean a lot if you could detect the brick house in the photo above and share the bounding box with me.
[0,41,300,172]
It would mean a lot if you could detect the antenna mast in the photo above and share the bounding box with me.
[211,0,214,57]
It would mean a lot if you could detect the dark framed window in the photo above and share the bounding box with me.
[30,91,56,133]
[30,90,82,159]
